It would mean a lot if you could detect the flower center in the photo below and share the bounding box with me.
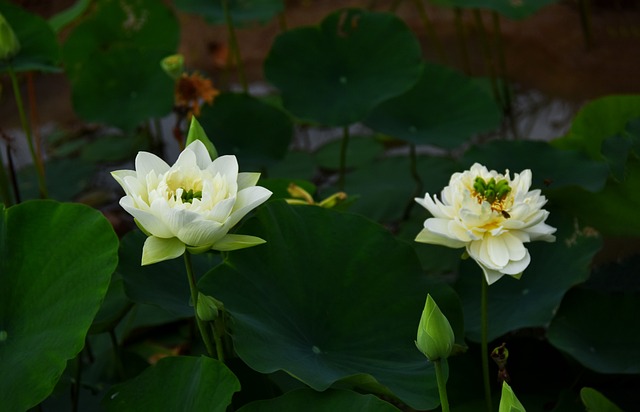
[180,188,202,203]
[473,177,511,216]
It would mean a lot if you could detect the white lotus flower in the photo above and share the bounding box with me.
[111,140,272,265]
[415,163,556,285]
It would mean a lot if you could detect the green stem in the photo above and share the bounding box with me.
[184,251,217,358]
[7,66,47,198]
[0,144,14,205]
[338,126,350,191]
[221,0,248,93]
[109,329,126,380]
[481,276,493,412]
[578,0,594,50]
[454,8,471,75]
[402,143,422,221]
[71,351,83,412]
[211,320,226,362]
[277,10,287,31]
[473,10,500,105]
[434,359,450,412]
[491,11,519,140]
[413,0,447,63]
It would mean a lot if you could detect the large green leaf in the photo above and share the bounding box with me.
[454,212,602,342]
[547,256,640,374]
[553,95,640,159]
[198,93,293,170]
[365,64,502,148]
[0,200,118,411]
[103,356,240,411]
[238,388,401,412]
[340,155,458,223]
[551,159,640,236]
[199,201,450,410]
[0,1,60,72]
[63,0,179,130]
[264,8,423,126]
[117,230,221,317]
[175,0,283,25]
[429,0,558,20]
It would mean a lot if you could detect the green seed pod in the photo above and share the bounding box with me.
[474,177,486,194]
[485,189,496,203]
[497,185,511,200]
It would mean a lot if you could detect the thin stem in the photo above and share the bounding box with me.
[481,276,492,412]
[578,0,594,50]
[184,251,217,358]
[491,12,519,140]
[221,0,248,93]
[7,66,47,198]
[413,0,447,63]
[210,320,225,362]
[71,351,84,412]
[454,8,471,75]
[0,142,14,205]
[109,329,126,380]
[338,126,350,191]
[277,10,287,31]
[473,10,500,105]
[434,359,450,412]
[402,143,423,221]
[26,72,44,167]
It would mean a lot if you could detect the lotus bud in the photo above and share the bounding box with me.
[499,381,525,412]
[186,116,218,160]
[0,12,20,60]
[416,294,455,361]
[160,54,184,80]
[196,292,222,322]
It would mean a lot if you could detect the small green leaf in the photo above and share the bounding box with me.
[103,356,240,411]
